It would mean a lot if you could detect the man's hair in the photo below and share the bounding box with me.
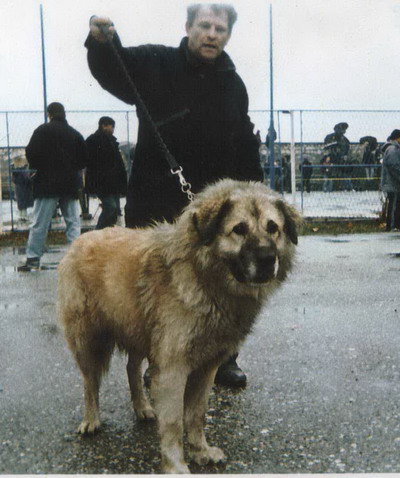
[333,122,348,133]
[98,116,115,127]
[187,4,237,33]
[388,129,400,141]
[47,102,66,120]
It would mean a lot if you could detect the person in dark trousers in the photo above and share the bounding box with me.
[360,136,379,182]
[85,117,127,229]
[12,155,34,222]
[381,129,400,231]
[299,157,312,193]
[85,4,264,387]
[18,102,87,271]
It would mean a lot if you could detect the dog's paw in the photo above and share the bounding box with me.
[77,419,101,435]
[190,446,226,466]
[135,406,156,421]
[162,462,190,474]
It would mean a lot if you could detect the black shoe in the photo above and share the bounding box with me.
[214,357,247,387]
[17,257,40,272]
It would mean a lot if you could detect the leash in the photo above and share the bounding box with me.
[98,25,194,202]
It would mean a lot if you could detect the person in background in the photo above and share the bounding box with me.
[12,155,34,223]
[85,116,127,229]
[320,154,333,193]
[85,4,264,387]
[360,136,378,182]
[18,102,87,271]
[381,129,400,231]
[299,157,312,193]
[324,122,350,190]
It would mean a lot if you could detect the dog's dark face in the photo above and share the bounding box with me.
[191,181,301,287]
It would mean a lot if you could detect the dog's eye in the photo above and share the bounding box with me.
[267,220,279,234]
[232,222,248,236]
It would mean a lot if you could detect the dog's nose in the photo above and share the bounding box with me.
[257,248,276,270]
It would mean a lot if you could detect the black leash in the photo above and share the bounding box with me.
[98,25,194,202]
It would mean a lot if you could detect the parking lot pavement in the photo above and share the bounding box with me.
[1,232,400,474]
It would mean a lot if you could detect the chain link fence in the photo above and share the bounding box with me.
[1,109,396,231]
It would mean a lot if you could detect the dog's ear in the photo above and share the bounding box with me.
[192,199,232,245]
[275,199,302,245]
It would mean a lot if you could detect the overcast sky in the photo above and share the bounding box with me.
[2,0,400,142]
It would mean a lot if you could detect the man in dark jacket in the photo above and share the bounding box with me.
[18,102,87,271]
[323,122,350,190]
[85,116,127,229]
[85,4,264,387]
[381,129,400,231]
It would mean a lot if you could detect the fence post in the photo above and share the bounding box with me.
[289,110,296,205]
[6,112,14,232]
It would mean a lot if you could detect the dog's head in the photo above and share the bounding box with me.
[186,179,302,287]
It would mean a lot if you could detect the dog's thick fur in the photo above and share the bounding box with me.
[58,179,301,473]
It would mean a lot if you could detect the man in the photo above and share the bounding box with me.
[360,135,378,181]
[323,122,350,190]
[18,102,87,271]
[381,129,400,231]
[85,116,127,229]
[299,157,312,193]
[85,4,264,387]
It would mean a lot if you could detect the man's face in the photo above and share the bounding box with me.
[186,6,231,63]
[101,124,114,135]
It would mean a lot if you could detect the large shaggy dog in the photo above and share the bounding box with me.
[58,179,301,473]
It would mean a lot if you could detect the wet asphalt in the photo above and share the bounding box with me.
[1,232,400,474]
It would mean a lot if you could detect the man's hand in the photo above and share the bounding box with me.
[89,16,115,43]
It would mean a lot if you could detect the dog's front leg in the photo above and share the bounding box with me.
[151,363,190,474]
[184,365,226,466]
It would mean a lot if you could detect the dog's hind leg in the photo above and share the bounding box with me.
[73,331,114,434]
[184,364,226,466]
[151,362,191,474]
[126,352,155,421]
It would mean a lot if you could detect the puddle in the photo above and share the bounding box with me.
[0,303,20,310]
[1,266,19,273]
[0,263,59,273]
[40,323,59,335]
[325,239,351,243]
[40,263,59,270]
[12,247,26,256]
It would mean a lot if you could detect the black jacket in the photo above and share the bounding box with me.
[85,35,263,227]
[26,118,87,198]
[85,129,127,196]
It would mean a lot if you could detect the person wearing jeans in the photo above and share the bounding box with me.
[18,102,87,271]
[25,198,81,260]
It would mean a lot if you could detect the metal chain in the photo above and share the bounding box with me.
[98,24,195,202]
[171,167,195,202]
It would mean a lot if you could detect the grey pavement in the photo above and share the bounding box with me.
[1,232,400,474]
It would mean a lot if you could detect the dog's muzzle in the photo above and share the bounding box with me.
[227,244,279,285]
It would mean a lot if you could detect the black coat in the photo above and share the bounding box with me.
[85,130,127,196]
[85,35,263,227]
[26,118,87,199]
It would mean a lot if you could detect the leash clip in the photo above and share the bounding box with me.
[171,167,195,202]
